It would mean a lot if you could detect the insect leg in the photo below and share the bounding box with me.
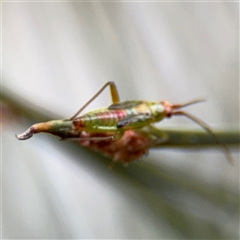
[173,110,234,165]
[126,126,168,153]
[70,81,120,120]
[142,125,169,146]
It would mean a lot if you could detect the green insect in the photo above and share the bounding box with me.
[16,81,233,164]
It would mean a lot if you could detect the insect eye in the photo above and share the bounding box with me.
[166,111,172,118]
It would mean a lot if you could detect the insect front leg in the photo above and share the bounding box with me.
[140,125,169,146]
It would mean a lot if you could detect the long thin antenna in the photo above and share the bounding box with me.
[172,98,205,109]
[173,110,234,165]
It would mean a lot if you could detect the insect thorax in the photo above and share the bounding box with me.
[147,102,166,122]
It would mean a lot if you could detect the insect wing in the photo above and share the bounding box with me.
[108,101,143,110]
[117,113,153,128]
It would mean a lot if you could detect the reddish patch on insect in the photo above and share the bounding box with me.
[73,118,85,128]
[79,130,153,164]
[160,101,172,118]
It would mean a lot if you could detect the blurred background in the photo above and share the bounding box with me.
[2,1,239,239]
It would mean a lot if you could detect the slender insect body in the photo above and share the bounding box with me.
[16,81,233,165]
[73,101,166,133]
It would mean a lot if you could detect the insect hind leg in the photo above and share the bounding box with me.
[70,81,120,120]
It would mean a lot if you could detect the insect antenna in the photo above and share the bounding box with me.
[172,109,233,165]
[171,98,206,108]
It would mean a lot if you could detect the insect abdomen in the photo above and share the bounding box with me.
[73,109,129,132]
